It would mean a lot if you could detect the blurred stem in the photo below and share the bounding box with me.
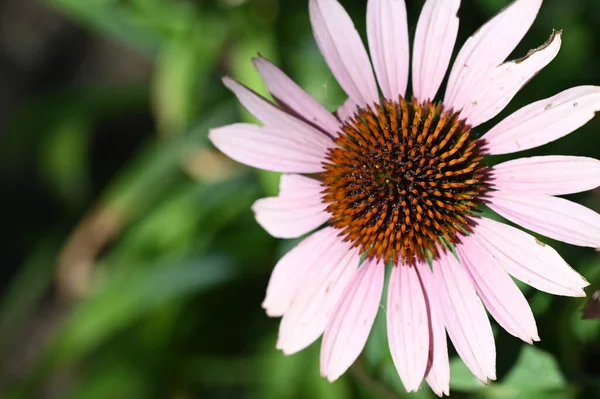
[55,103,236,300]
[56,206,123,300]
[350,356,401,399]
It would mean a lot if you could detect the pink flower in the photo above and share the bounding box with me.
[209,0,600,395]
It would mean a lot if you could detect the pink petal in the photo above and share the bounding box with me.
[482,86,600,155]
[309,0,379,107]
[416,262,450,397]
[387,262,429,392]
[459,30,562,127]
[262,227,341,317]
[252,174,329,239]
[487,190,600,248]
[434,250,496,383]
[253,57,342,136]
[490,156,600,195]
[444,0,542,111]
[320,258,384,382]
[472,217,588,297]
[336,98,359,122]
[276,238,360,354]
[366,0,409,100]
[412,0,460,102]
[223,77,334,140]
[458,237,539,344]
[208,123,329,173]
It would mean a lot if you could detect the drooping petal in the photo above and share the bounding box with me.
[309,0,379,107]
[208,123,329,173]
[490,156,600,195]
[336,98,359,122]
[434,250,496,383]
[481,86,600,155]
[444,0,542,110]
[487,190,600,248]
[387,262,429,392]
[253,57,342,136]
[458,237,539,343]
[262,227,341,317]
[458,30,562,127]
[277,238,360,354]
[223,77,335,142]
[472,217,588,297]
[252,174,330,238]
[367,0,409,100]
[320,258,384,382]
[412,0,460,102]
[416,262,450,397]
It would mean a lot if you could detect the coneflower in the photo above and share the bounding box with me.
[210,0,600,395]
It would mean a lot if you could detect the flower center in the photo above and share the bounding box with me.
[321,98,487,265]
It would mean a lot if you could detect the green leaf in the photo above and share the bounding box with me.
[107,177,257,267]
[153,15,228,135]
[501,346,566,391]
[257,340,351,399]
[9,255,237,397]
[44,0,165,53]
[258,170,281,197]
[101,102,237,220]
[48,256,235,367]
[449,356,486,392]
[363,305,389,370]
[66,361,149,399]
[484,387,573,399]
[39,114,91,208]
[450,346,566,396]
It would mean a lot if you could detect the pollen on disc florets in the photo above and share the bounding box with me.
[321,97,487,265]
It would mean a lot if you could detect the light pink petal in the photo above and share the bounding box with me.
[253,57,342,136]
[412,0,460,102]
[223,77,335,140]
[458,237,539,344]
[459,30,562,127]
[320,258,384,381]
[416,262,450,397]
[490,156,600,195]
[367,0,409,100]
[482,86,600,155]
[472,217,588,297]
[387,262,429,392]
[309,0,379,107]
[336,98,359,122]
[252,174,329,239]
[434,250,496,383]
[208,123,329,173]
[263,227,341,317]
[487,190,600,248]
[444,0,542,110]
[277,237,360,354]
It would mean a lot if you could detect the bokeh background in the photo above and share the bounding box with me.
[1,0,599,398]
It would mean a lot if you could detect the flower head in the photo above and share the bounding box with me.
[210,0,600,395]
[322,97,485,264]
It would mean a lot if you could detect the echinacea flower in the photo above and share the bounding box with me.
[209,0,600,395]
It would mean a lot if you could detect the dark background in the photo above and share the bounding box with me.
[0,0,599,398]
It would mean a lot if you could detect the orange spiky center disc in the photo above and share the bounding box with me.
[321,98,487,265]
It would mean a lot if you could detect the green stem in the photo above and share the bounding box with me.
[350,356,402,399]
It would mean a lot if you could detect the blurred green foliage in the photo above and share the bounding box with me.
[0,0,600,398]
